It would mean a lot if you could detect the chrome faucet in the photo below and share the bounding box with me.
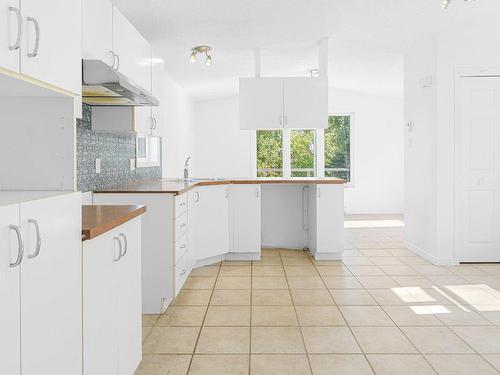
[183,156,191,180]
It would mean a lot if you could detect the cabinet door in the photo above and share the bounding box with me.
[117,218,142,375]
[20,192,82,375]
[82,0,113,65]
[193,186,230,260]
[21,0,82,94]
[239,77,284,129]
[284,77,328,129]
[315,184,344,254]
[135,106,153,134]
[230,185,261,253]
[113,5,151,91]
[0,0,21,72]
[0,204,21,375]
[83,230,119,375]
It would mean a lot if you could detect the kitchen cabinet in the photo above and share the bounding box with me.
[0,192,81,375]
[239,77,328,129]
[82,0,113,66]
[83,216,142,375]
[1,0,21,73]
[230,184,261,253]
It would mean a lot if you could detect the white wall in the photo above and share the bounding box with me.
[192,91,404,214]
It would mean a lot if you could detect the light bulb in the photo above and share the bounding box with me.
[189,51,196,63]
[442,0,451,8]
[205,54,212,66]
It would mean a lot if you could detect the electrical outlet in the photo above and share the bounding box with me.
[95,158,101,174]
[129,158,136,171]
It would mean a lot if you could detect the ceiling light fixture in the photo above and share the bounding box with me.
[442,0,475,9]
[310,68,320,78]
[189,46,213,66]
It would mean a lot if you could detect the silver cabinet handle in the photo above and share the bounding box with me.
[180,202,186,207]
[9,225,24,268]
[27,16,40,58]
[284,115,288,126]
[225,188,229,199]
[119,233,127,258]
[114,53,120,70]
[180,244,186,249]
[8,7,22,51]
[109,50,116,68]
[279,115,283,126]
[317,187,321,198]
[180,269,186,275]
[255,188,259,198]
[27,219,41,259]
[194,191,200,202]
[113,237,122,262]
[179,222,186,228]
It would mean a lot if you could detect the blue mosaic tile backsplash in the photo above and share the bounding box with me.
[77,104,161,192]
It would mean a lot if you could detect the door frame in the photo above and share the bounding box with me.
[454,67,500,261]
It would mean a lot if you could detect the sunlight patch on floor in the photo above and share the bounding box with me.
[344,219,405,228]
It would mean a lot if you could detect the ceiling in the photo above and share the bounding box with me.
[114,0,500,100]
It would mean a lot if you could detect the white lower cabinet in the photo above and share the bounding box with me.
[0,192,82,375]
[83,216,142,375]
[230,184,261,253]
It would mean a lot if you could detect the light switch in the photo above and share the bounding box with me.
[129,158,136,171]
[95,158,101,174]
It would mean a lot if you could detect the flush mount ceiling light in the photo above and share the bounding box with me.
[310,69,320,78]
[442,0,474,9]
[189,46,213,66]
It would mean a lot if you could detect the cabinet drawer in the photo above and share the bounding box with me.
[175,251,193,295]
[174,212,187,238]
[175,194,187,218]
[175,233,188,265]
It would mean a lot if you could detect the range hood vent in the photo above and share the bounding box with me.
[82,60,159,107]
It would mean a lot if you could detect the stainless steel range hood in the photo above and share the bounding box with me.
[82,60,159,106]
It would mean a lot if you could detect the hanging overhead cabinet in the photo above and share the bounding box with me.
[239,77,328,130]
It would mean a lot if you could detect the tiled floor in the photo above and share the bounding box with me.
[138,216,500,374]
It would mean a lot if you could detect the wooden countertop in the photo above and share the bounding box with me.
[82,205,146,241]
[94,177,345,195]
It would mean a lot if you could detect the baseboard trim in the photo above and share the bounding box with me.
[194,254,226,268]
[225,252,261,261]
[403,241,458,266]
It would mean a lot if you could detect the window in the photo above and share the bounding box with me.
[256,130,283,177]
[324,115,351,182]
[291,129,316,177]
[136,135,161,168]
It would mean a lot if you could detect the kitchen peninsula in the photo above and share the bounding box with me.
[92,177,345,313]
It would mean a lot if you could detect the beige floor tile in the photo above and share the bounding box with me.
[279,249,308,257]
[369,257,405,266]
[190,266,220,277]
[450,326,500,353]
[189,354,249,375]
[252,289,293,305]
[204,306,250,326]
[388,249,418,257]
[143,314,160,327]
[158,306,207,327]
[287,276,326,289]
[352,327,417,354]
[381,306,442,326]
[435,305,492,326]
[219,265,251,277]
[261,248,281,257]
[251,327,305,354]
[222,260,250,266]
[143,327,200,354]
[281,257,312,265]
[284,265,318,276]
[390,275,435,288]
[347,265,386,276]
[250,354,311,375]
[342,257,374,266]
[312,259,344,266]
[367,354,436,375]
[339,306,394,326]
[426,354,498,375]
[368,288,451,305]
[135,354,191,375]
[357,276,399,289]
[252,306,298,326]
[480,311,500,325]
[252,276,289,289]
[142,326,152,343]
[183,276,216,290]
[359,249,392,257]
[401,326,473,354]
[252,257,282,265]
[425,275,468,286]
[483,354,500,372]
[210,289,251,305]
[215,276,251,289]
[411,265,454,276]
[290,289,335,305]
[296,306,346,326]
[330,290,377,305]
[196,327,250,354]
[252,265,285,276]
[316,265,353,276]
[172,289,212,306]
[323,276,363,289]
[342,250,363,257]
[309,354,373,375]
[302,327,361,354]
[398,256,430,265]
[379,265,421,276]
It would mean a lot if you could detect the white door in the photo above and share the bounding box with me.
[455,76,500,262]
[83,229,119,375]
[113,5,151,91]
[0,204,21,375]
[82,0,113,65]
[284,77,328,129]
[239,77,284,129]
[230,185,261,253]
[0,0,21,72]
[117,218,142,375]
[193,185,230,260]
[20,0,81,94]
[20,192,82,375]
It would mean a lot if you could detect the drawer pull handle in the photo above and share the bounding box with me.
[119,233,128,258]
[180,244,186,249]
[27,16,40,58]
[179,223,186,228]
[180,202,186,206]
[113,237,122,262]
[180,269,186,275]
[8,6,22,51]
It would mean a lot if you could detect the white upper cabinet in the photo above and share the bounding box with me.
[239,77,328,129]
[82,0,113,66]
[0,0,21,73]
[284,77,328,129]
[113,5,151,92]
[20,0,81,95]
